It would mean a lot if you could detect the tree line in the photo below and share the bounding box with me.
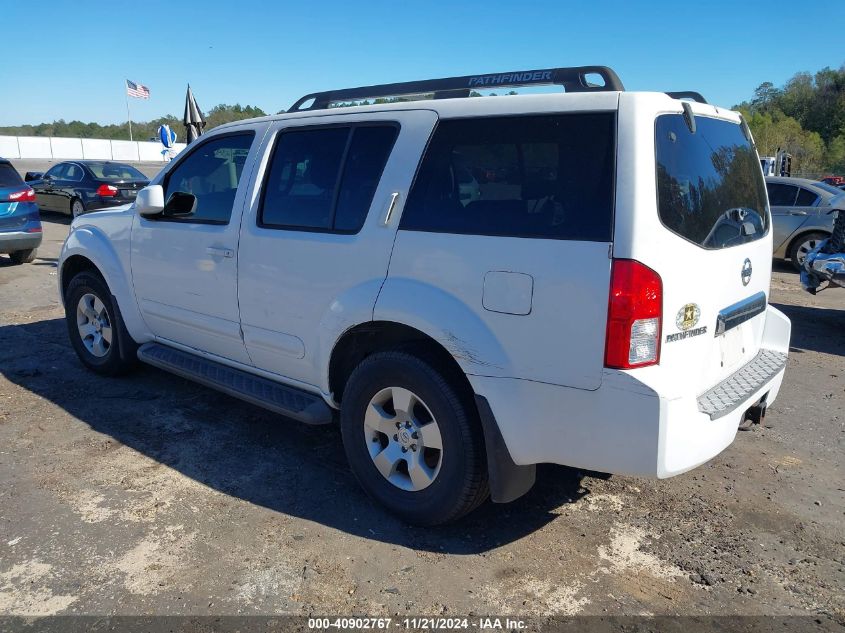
[735,65,845,177]
[0,104,270,143]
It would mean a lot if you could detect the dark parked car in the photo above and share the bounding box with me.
[25,161,149,217]
[0,157,42,264]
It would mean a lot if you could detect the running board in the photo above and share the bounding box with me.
[137,342,333,425]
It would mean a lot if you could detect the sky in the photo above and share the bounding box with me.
[2,0,843,127]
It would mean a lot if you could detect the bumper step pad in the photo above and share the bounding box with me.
[137,342,333,425]
[697,349,787,420]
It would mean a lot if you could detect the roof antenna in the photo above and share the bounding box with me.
[682,101,696,134]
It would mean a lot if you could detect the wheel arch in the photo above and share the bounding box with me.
[59,226,151,343]
[328,319,535,504]
[328,321,471,406]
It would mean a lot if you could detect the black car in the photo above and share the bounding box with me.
[25,161,149,217]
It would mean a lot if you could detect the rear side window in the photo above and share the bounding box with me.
[0,163,23,188]
[64,164,84,181]
[401,114,615,241]
[656,115,769,249]
[260,124,398,233]
[766,183,798,207]
[795,188,819,206]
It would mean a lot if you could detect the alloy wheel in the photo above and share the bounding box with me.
[76,293,112,358]
[795,237,822,265]
[363,386,443,492]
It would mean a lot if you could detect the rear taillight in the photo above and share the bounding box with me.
[604,259,663,369]
[96,184,118,197]
[8,188,36,202]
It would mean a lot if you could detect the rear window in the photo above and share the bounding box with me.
[0,163,23,188]
[401,113,615,241]
[87,162,147,181]
[656,114,768,249]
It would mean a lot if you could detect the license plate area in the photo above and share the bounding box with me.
[719,326,744,371]
[121,190,138,198]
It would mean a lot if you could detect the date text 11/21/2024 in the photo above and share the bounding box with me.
[307,617,527,630]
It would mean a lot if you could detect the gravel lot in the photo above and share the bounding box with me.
[0,214,843,625]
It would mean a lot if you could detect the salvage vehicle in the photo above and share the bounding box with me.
[0,157,42,264]
[57,66,791,525]
[767,176,845,270]
[802,207,845,294]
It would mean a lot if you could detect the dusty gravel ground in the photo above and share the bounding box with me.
[0,215,843,625]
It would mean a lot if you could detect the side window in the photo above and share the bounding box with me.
[162,132,255,224]
[400,114,615,241]
[795,188,819,207]
[64,164,83,181]
[766,183,798,207]
[259,124,398,233]
[45,164,65,179]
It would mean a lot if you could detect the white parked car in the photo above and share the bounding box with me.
[58,67,791,525]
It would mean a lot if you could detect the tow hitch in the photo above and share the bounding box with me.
[739,398,767,431]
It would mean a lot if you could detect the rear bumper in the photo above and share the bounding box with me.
[469,305,791,478]
[0,231,42,253]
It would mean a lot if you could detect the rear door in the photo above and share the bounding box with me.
[0,163,31,232]
[381,112,617,390]
[646,108,773,392]
[52,162,85,213]
[237,110,437,387]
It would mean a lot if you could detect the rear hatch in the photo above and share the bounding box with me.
[647,110,772,394]
[0,162,34,231]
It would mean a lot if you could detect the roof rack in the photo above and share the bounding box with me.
[665,91,708,104]
[289,65,625,112]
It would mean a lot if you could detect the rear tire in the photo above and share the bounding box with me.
[71,198,85,218]
[340,350,489,526]
[788,232,828,271]
[9,249,36,265]
[64,271,138,375]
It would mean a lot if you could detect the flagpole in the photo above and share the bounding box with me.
[124,81,133,142]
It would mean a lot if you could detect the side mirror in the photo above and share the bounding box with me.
[24,171,44,182]
[162,191,197,217]
[136,185,165,217]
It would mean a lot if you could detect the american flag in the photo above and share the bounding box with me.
[126,80,150,99]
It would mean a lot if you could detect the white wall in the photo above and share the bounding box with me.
[0,135,186,162]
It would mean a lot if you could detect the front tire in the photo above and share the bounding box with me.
[64,271,138,375]
[340,351,489,525]
[9,249,37,264]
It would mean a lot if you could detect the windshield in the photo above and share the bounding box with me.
[0,163,24,188]
[87,162,147,181]
[655,114,769,250]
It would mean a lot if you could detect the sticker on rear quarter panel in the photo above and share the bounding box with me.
[666,303,707,343]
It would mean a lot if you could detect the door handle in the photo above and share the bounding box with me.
[383,192,400,226]
[206,246,234,258]
[788,210,807,216]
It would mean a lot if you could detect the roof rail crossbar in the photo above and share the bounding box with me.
[290,65,624,112]
[666,91,708,104]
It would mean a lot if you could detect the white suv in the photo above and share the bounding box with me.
[58,66,791,525]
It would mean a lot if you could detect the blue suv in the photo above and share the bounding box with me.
[0,158,42,264]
